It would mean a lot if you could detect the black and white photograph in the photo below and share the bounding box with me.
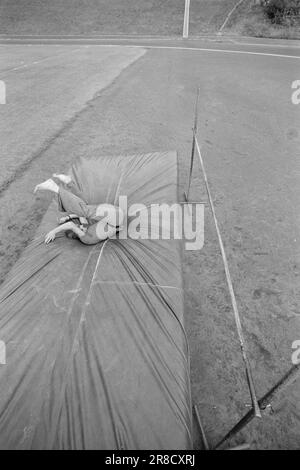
[0,0,299,454]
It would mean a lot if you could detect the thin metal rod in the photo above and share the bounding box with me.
[185,88,200,202]
[194,135,261,419]
[214,363,300,449]
[194,405,210,450]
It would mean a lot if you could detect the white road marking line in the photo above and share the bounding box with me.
[146,44,300,59]
[0,43,298,62]
[78,43,300,60]
[230,40,300,49]
[183,0,191,39]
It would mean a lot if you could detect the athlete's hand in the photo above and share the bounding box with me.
[45,230,56,244]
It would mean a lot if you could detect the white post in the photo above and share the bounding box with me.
[0,81,6,104]
[183,0,191,39]
[0,341,6,365]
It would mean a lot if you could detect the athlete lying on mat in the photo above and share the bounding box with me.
[34,174,124,245]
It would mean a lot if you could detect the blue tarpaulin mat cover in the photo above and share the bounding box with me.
[0,151,192,449]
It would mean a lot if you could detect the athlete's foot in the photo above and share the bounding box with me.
[34,179,59,194]
[52,173,72,185]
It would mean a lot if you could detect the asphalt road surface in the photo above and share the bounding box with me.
[0,37,299,449]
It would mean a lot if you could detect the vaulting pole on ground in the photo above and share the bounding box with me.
[187,91,300,448]
[183,0,191,39]
[194,405,210,450]
[194,134,261,419]
[214,363,300,448]
[184,87,200,202]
